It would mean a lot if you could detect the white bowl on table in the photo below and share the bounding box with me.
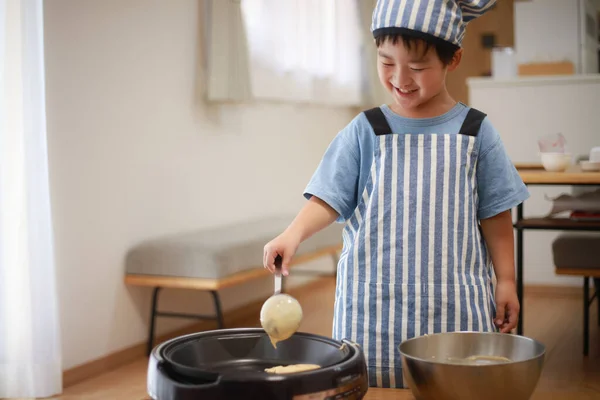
[578,147,600,172]
[590,146,600,163]
[540,152,571,172]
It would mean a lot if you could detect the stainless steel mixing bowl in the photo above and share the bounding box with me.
[399,332,545,400]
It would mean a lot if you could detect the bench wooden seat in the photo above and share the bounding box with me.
[123,216,343,354]
[555,268,600,278]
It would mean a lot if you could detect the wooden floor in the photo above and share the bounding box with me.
[49,278,600,400]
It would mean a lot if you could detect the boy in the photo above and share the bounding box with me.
[263,0,529,388]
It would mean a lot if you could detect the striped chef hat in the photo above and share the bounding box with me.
[371,0,497,48]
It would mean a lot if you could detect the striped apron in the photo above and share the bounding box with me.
[332,107,496,389]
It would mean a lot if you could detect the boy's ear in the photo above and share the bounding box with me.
[447,48,463,72]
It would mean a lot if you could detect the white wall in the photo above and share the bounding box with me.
[468,74,600,286]
[43,0,354,370]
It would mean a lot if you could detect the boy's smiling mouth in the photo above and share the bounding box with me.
[393,85,418,96]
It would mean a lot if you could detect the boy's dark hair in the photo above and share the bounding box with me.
[375,33,459,66]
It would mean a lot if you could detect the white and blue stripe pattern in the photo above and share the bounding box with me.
[331,132,496,388]
[371,0,498,47]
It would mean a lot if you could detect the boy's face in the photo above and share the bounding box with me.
[376,38,460,113]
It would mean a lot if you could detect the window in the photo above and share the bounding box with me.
[240,0,363,106]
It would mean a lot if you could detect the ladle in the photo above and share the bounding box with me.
[259,255,303,348]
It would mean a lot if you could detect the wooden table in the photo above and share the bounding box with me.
[513,163,600,335]
[365,388,414,399]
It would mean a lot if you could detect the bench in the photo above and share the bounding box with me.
[123,216,343,355]
[552,233,600,356]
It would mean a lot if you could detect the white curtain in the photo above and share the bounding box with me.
[0,0,63,397]
[204,0,253,103]
[240,0,363,106]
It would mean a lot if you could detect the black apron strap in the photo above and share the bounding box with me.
[363,107,392,136]
[458,108,487,137]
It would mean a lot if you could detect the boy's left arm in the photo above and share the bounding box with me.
[475,117,529,333]
[480,210,519,333]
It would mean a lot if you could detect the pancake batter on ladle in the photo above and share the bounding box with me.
[260,256,303,348]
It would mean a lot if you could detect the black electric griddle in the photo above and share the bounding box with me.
[148,328,369,400]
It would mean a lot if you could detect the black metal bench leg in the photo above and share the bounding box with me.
[148,287,162,356]
[210,290,224,329]
[331,251,339,276]
[584,277,589,357]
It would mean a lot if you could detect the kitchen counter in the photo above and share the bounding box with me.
[365,388,414,399]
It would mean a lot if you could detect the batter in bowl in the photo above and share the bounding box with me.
[463,355,511,364]
[445,355,512,365]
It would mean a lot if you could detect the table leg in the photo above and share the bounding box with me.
[595,278,600,327]
[584,277,589,356]
[516,202,524,335]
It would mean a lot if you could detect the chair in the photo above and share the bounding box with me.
[552,233,600,356]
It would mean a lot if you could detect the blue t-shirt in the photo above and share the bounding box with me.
[304,102,529,223]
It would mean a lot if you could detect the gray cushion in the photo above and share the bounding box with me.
[125,215,343,279]
[552,233,600,270]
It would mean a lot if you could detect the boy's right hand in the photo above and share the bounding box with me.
[263,196,339,276]
[263,231,301,276]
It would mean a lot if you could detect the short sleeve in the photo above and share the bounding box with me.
[303,122,361,223]
[476,119,530,220]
